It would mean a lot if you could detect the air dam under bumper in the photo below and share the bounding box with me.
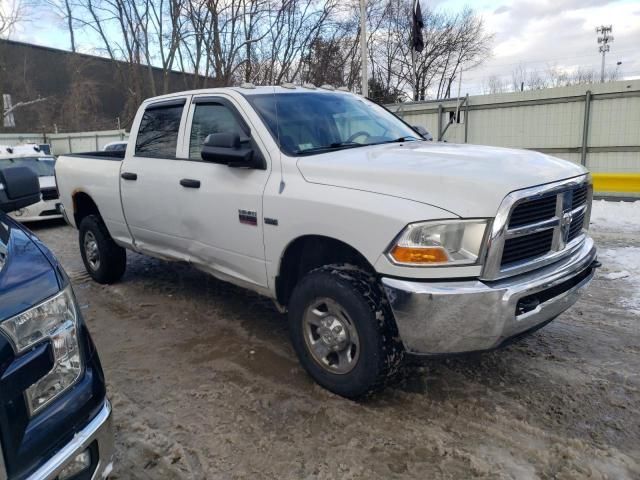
[27,400,114,480]
[382,237,597,355]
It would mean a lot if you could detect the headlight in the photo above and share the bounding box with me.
[388,220,488,266]
[0,286,82,415]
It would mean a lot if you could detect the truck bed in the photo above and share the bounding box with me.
[55,152,132,246]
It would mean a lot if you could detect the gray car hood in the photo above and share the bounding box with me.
[297,141,588,217]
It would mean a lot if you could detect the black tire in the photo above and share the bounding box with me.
[79,215,126,284]
[288,264,404,399]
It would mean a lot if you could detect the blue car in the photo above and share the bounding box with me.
[0,166,113,479]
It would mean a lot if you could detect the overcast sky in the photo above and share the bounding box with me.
[432,0,640,95]
[7,0,640,96]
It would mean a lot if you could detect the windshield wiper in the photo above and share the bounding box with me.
[293,137,420,155]
[294,142,364,155]
[373,135,421,145]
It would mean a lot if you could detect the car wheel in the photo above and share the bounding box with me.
[288,264,404,398]
[79,215,126,284]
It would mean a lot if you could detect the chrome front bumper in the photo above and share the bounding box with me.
[27,400,114,480]
[382,237,597,355]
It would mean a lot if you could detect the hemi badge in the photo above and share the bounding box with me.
[264,217,278,226]
[239,209,258,226]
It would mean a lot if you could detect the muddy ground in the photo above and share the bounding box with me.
[29,219,639,480]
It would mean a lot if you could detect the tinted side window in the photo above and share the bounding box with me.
[135,105,184,158]
[189,103,246,159]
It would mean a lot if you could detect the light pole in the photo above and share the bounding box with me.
[360,0,368,97]
[596,25,614,83]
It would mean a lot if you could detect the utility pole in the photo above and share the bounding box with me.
[596,25,613,83]
[360,0,368,97]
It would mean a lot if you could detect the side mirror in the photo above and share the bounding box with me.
[412,125,433,141]
[0,166,41,213]
[201,132,265,169]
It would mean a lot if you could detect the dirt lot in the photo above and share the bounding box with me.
[29,214,639,480]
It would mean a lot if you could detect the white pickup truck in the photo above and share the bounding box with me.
[55,85,598,398]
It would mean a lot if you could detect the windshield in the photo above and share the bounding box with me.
[246,92,420,156]
[0,157,55,177]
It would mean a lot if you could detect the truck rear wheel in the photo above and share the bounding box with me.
[79,215,126,284]
[288,264,404,398]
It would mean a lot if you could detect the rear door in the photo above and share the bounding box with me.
[120,97,192,259]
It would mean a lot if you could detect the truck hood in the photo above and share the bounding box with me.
[0,215,60,321]
[297,142,588,218]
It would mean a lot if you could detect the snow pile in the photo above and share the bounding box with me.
[590,200,640,314]
[598,247,640,314]
[590,200,640,233]
[603,271,631,280]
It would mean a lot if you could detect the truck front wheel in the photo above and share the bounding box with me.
[288,265,404,398]
[79,215,126,284]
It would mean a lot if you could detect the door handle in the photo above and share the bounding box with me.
[180,178,201,188]
[121,172,137,181]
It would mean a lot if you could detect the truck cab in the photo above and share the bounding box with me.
[0,166,113,479]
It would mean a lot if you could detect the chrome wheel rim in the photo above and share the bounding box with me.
[84,231,100,271]
[303,298,360,375]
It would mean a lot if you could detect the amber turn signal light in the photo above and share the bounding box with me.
[390,246,449,264]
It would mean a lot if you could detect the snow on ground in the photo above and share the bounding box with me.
[598,246,640,314]
[590,199,640,234]
[590,200,640,315]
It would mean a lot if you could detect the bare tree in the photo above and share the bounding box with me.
[2,96,48,119]
[368,2,491,101]
[433,8,491,99]
[41,0,491,98]
[509,63,621,93]
[44,0,76,51]
[483,74,507,94]
[0,0,27,37]
[3,0,496,131]
[249,0,339,85]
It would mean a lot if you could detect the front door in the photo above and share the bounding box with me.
[171,94,271,289]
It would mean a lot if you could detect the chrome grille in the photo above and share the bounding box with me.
[567,208,585,242]
[508,194,557,228]
[501,185,589,268]
[572,184,588,208]
[502,229,553,266]
[482,175,593,281]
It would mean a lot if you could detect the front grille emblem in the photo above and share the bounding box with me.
[560,210,574,246]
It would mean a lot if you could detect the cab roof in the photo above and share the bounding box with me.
[141,85,355,105]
